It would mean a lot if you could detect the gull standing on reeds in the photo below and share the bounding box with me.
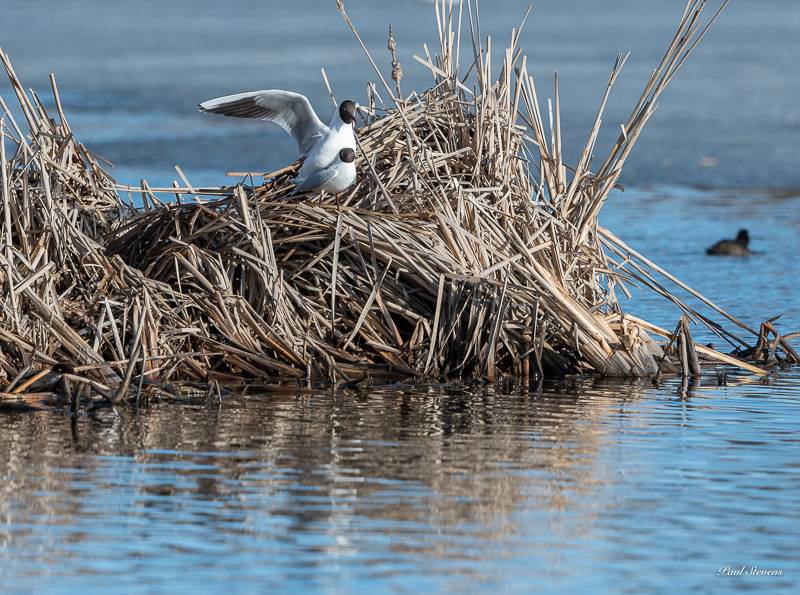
[292,147,356,207]
[197,89,357,184]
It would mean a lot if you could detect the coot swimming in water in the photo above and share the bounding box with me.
[707,229,752,256]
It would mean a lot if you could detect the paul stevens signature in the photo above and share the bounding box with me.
[718,566,783,577]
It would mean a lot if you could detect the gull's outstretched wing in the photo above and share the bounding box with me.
[198,89,326,156]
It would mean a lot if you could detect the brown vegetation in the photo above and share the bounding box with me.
[1,0,795,405]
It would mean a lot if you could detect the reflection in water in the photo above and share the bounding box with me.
[1,373,799,593]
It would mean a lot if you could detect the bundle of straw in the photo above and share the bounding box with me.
[4,0,786,403]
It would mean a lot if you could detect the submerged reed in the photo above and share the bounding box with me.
[1,0,794,405]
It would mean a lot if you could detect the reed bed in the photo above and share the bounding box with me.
[1,0,796,404]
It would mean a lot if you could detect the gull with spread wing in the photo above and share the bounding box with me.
[197,89,357,184]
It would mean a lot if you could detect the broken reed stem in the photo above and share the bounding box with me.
[681,315,702,376]
[112,300,148,402]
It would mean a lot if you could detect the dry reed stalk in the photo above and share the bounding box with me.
[0,1,792,404]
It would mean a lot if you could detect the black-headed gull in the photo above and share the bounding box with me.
[293,147,357,207]
[197,90,357,180]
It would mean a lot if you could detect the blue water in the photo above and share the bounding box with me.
[2,376,799,594]
[600,186,800,340]
[1,1,799,593]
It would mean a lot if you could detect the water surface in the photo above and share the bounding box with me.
[2,373,799,594]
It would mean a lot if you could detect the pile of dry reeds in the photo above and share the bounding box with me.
[1,0,796,404]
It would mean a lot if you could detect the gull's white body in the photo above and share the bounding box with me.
[301,109,356,179]
[293,154,357,196]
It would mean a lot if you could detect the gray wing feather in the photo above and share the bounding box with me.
[293,168,338,194]
[198,90,327,156]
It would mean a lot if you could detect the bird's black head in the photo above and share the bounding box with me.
[736,229,749,245]
[338,148,356,163]
[339,100,357,125]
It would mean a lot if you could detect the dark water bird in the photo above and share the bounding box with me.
[13,362,76,394]
[292,147,356,207]
[197,90,357,183]
[706,229,752,255]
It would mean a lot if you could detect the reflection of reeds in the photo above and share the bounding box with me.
[1,1,791,403]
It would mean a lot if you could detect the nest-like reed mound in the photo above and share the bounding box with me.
[1,0,795,403]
